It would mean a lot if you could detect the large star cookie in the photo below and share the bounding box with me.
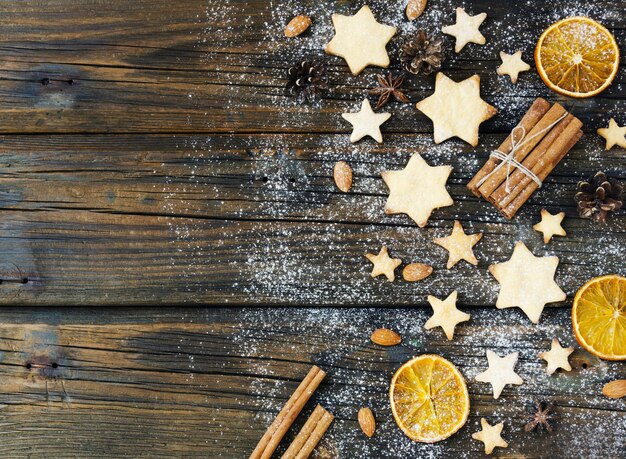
[415,72,497,146]
[342,98,391,143]
[442,8,487,53]
[325,5,396,75]
[382,154,453,227]
[489,242,566,324]
[597,118,626,150]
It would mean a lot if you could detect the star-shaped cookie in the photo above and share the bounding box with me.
[325,5,396,75]
[489,242,566,324]
[597,118,626,150]
[433,220,482,269]
[415,72,497,146]
[365,246,401,282]
[533,209,566,244]
[425,291,470,340]
[342,98,391,143]
[472,418,508,455]
[441,8,487,53]
[381,154,453,227]
[539,338,574,375]
[497,50,530,84]
[475,350,524,399]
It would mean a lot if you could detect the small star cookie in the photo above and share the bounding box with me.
[382,154,453,227]
[533,209,566,244]
[415,72,497,146]
[441,7,487,53]
[475,350,524,399]
[489,242,566,324]
[539,338,574,375]
[433,220,482,269]
[365,246,401,282]
[425,291,470,340]
[472,418,508,455]
[342,98,391,143]
[597,118,626,150]
[497,51,530,84]
[325,5,396,75]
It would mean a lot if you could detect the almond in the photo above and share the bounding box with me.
[402,263,433,282]
[285,15,312,38]
[406,0,427,21]
[333,161,353,193]
[358,407,376,437]
[370,328,401,346]
[602,380,626,399]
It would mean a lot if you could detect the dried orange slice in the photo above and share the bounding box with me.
[389,354,469,443]
[535,17,619,98]
[572,275,626,361]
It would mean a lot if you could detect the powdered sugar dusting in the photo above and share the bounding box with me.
[226,306,625,457]
[168,1,626,455]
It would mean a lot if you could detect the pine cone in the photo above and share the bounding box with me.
[399,30,445,76]
[575,171,623,223]
[285,59,328,104]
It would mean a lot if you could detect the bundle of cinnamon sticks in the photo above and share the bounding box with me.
[468,98,583,219]
[250,365,332,459]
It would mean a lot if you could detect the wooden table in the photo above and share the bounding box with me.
[0,0,624,457]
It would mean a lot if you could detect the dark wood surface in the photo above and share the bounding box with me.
[0,0,624,457]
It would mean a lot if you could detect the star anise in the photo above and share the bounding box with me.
[524,400,555,433]
[369,72,410,110]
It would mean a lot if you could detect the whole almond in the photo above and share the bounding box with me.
[602,380,626,399]
[406,0,427,21]
[333,161,353,193]
[371,328,401,346]
[402,263,433,282]
[358,408,376,437]
[285,15,312,38]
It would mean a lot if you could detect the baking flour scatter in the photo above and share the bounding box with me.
[177,1,626,455]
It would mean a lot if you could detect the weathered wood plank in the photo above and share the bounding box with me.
[0,307,622,457]
[0,133,623,305]
[0,0,624,134]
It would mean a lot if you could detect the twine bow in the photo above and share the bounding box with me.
[477,113,568,193]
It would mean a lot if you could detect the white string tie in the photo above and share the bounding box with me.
[476,112,568,193]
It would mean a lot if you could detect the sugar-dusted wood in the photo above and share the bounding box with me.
[0,0,624,457]
[0,133,623,305]
[0,307,622,457]
[0,0,624,135]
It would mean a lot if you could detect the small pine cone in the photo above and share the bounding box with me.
[575,171,623,223]
[399,30,445,76]
[285,59,328,104]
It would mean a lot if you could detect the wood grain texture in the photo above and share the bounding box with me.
[0,0,624,134]
[0,133,623,305]
[0,0,624,457]
[0,307,623,457]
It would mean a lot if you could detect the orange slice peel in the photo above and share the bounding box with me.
[389,354,469,443]
[572,275,626,361]
[535,17,619,98]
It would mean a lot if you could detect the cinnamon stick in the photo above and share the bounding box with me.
[501,129,583,219]
[467,98,551,195]
[250,366,326,459]
[281,404,334,459]
[296,409,334,459]
[477,102,567,199]
[493,115,581,208]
